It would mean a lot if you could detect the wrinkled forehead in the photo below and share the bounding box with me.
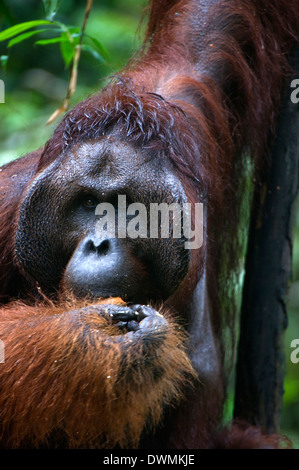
[37,137,188,205]
[58,137,174,177]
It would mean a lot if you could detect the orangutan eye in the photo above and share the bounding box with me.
[82,196,98,209]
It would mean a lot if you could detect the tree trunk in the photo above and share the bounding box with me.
[234,47,299,433]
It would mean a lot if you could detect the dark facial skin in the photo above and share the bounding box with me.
[15,138,190,304]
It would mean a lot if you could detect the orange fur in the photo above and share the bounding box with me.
[0,298,195,448]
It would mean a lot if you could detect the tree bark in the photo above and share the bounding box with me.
[234,47,299,433]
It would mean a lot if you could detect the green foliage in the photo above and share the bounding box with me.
[0,0,145,163]
[0,20,52,41]
[0,16,108,70]
[8,29,49,47]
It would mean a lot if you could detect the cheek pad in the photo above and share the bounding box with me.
[15,171,70,290]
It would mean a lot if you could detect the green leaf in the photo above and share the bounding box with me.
[59,32,75,68]
[8,29,48,47]
[68,26,81,35]
[71,33,81,48]
[0,20,53,42]
[81,44,106,63]
[35,36,66,46]
[84,34,109,60]
[43,0,62,21]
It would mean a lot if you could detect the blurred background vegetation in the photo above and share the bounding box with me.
[0,0,298,447]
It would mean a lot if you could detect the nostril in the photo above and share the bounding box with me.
[84,240,96,254]
[96,239,110,256]
[84,239,110,256]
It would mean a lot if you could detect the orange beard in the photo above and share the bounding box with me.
[0,297,195,448]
